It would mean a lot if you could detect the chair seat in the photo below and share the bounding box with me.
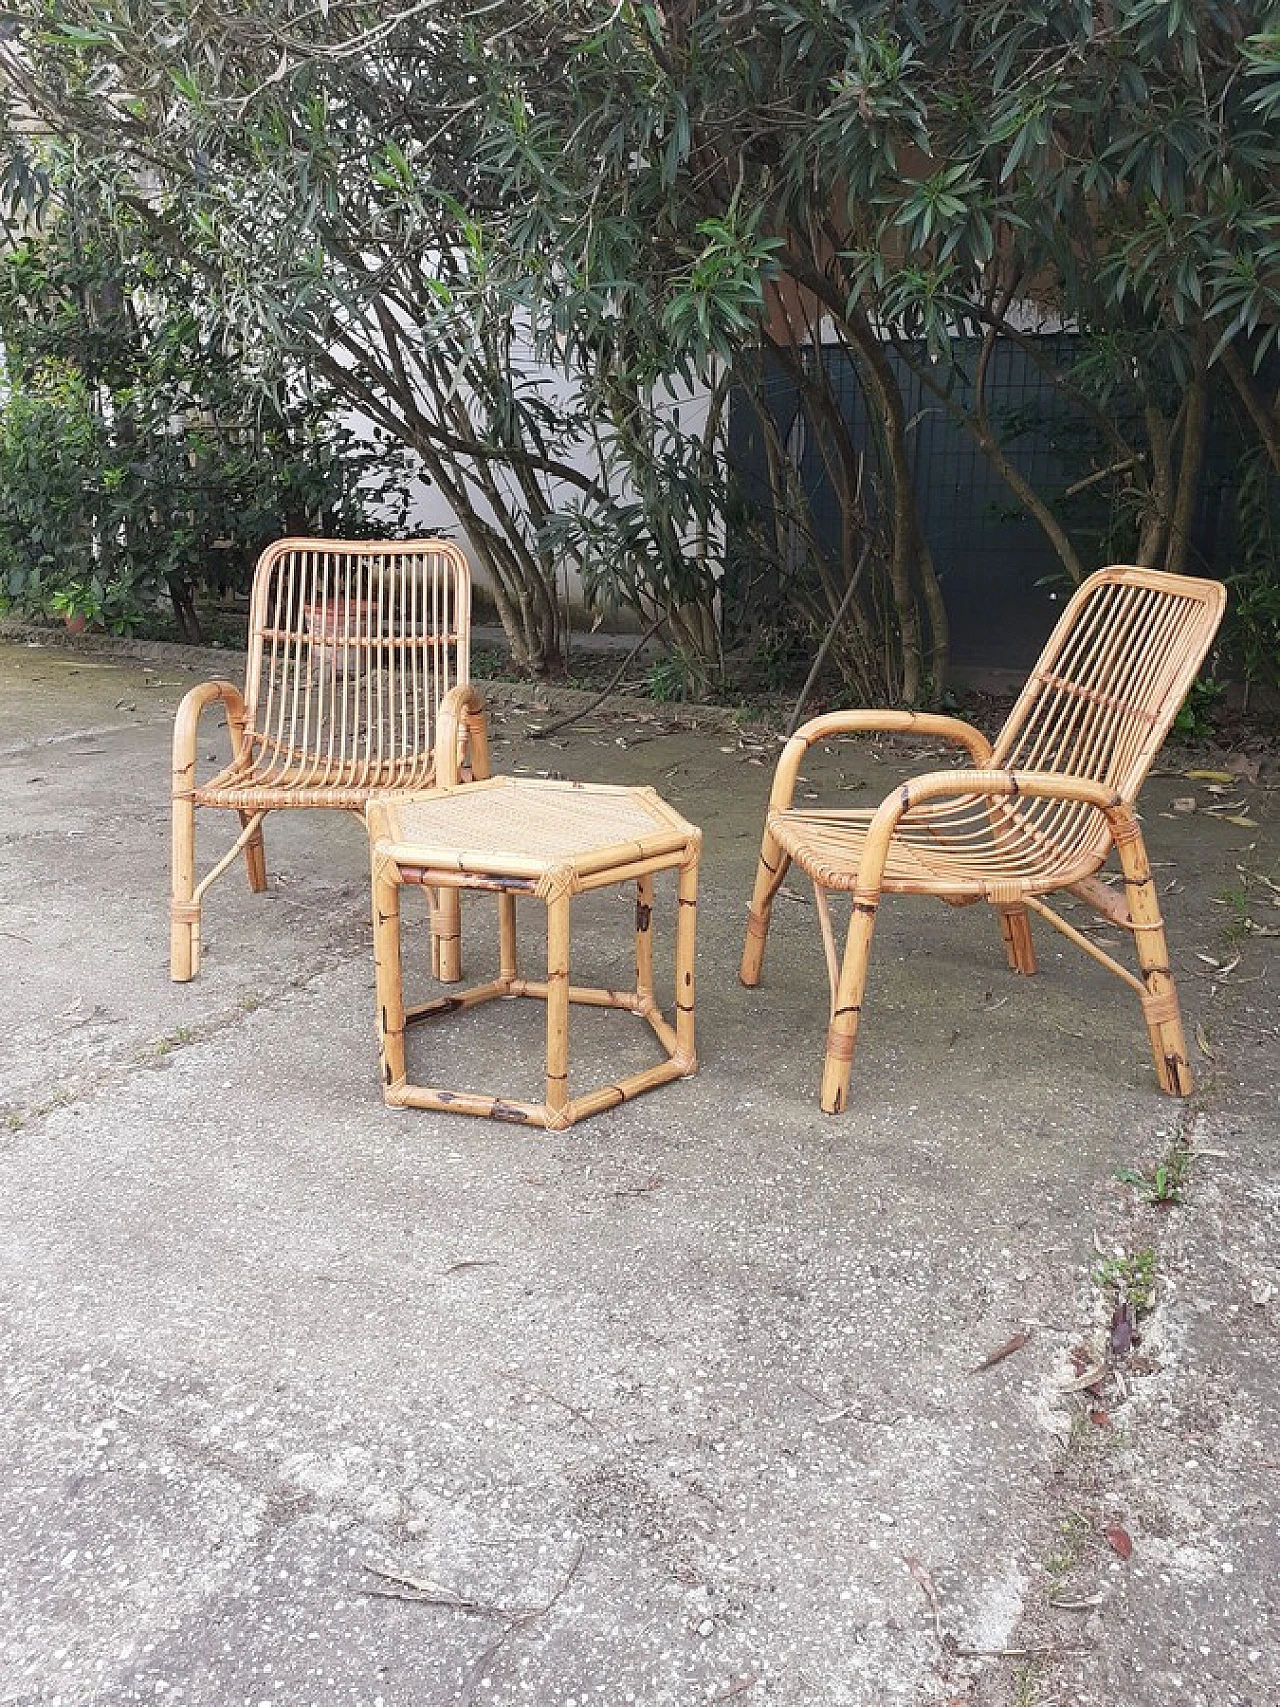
[193,753,438,813]
[769,798,1108,898]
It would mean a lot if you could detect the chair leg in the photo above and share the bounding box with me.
[1113,820,1194,1096]
[674,853,699,1072]
[497,892,518,982]
[996,903,1037,974]
[239,809,268,892]
[170,793,199,982]
[819,893,880,1114]
[740,825,791,986]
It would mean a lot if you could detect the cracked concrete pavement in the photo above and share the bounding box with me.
[0,633,1276,1707]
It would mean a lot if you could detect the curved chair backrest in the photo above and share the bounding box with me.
[992,566,1226,802]
[241,537,471,792]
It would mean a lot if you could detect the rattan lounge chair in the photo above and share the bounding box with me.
[740,565,1227,1111]
[170,536,480,981]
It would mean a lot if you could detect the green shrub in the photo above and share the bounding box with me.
[0,215,412,639]
[0,362,105,614]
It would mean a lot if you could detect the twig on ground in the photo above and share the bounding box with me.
[527,615,666,741]
[461,1539,586,1706]
[710,1675,762,1702]
[950,1642,1090,1659]
[610,1173,664,1198]
[366,1537,586,1707]
[498,1368,599,1429]
[364,1565,517,1617]
[971,1327,1033,1374]
[905,1553,944,1648]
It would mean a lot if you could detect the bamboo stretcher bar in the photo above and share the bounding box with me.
[1022,896,1149,997]
[385,1045,695,1128]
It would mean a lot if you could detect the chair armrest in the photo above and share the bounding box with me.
[435,683,491,788]
[172,680,251,795]
[855,767,1131,885]
[770,710,994,812]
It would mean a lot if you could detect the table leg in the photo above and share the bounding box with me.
[498,892,518,981]
[372,853,407,1096]
[635,874,654,1002]
[675,850,698,1069]
[545,893,571,1121]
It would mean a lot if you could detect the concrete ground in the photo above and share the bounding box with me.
[0,633,1276,1707]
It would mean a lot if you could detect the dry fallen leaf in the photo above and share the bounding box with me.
[1182,768,1235,783]
[1110,1301,1137,1357]
[1171,796,1197,814]
[970,1328,1033,1374]
[1105,1524,1134,1561]
[1061,1363,1109,1392]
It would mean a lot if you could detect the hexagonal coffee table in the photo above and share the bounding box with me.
[367,777,701,1128]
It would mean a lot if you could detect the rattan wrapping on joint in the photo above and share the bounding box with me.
[1141,990,1183,1026]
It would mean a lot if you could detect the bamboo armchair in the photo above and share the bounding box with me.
[740,566,1227,1112]
[171,537,480,981]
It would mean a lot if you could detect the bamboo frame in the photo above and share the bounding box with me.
[170,537,476,981]
[740,566,1227,1111]
[367,778,701,1128]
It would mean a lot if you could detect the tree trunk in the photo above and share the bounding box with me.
[1137,405,1173,567]
[849,324,927,703]
[167,572,205,645]
[1165,354,1209,576]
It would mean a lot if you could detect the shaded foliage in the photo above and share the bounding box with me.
[1,0,1277,692]
[0,186,409,637]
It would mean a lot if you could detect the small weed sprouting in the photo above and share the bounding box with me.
[1044,1507,1093,1584]
[4,1111,23,1132]
[1008,1663,1042,1707]
[1116,1135,1191,1207]
[239,991,263,1013]
[1215,886,1252,949]
[143,1025,200,1062]
[1094,1247,1157,1316]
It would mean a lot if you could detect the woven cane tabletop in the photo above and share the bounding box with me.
[368,777,697,879]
